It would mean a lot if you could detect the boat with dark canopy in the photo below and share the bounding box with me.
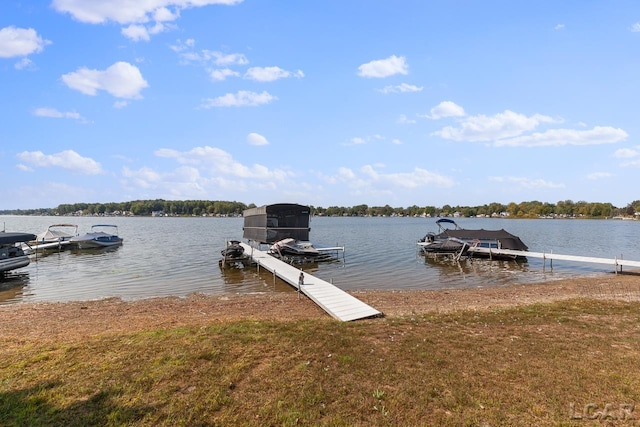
[242,203,342,262]
[1,232,36,273]
[418,218,528,260]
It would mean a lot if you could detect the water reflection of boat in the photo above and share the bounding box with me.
[71,225,123,249]
[1,232,36,273]
[422,254,531,282]
[0,271,29,303]
[418,218,528,260]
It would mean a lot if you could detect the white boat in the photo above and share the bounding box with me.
[270,238,321,257]
[1,232,36,273]
[26,223,78,252]
[71,224,123,249]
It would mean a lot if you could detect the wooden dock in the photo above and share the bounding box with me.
[467,247,640,271]
[239,242,381,321]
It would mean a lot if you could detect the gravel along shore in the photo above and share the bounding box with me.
[1,272,639,343]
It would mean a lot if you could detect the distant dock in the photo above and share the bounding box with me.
[239,242,381,321]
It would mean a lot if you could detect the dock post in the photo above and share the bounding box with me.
[298,270,304,299]
[621,254,623,273]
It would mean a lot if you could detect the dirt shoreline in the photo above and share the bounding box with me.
[1,272,639,342]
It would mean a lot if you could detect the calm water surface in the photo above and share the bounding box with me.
[1,215,638,305]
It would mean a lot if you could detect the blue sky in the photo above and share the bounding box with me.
[1,1,639,210]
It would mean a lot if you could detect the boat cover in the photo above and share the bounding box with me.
[0,232,37,245]
[438,229,529,251]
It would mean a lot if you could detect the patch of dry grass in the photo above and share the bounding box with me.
[2,299,640,426]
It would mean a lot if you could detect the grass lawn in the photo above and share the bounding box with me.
[2,299,640,426]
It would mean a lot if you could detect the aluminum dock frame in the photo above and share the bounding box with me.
[467,247,640,273]
[239,242,381,321]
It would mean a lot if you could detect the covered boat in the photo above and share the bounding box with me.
[242,204,342,263]
[71,224,123,249]
[418,218,528,260]
[1,232,36,273]
[270,237,320,257]
[27,223,78,252]
[220,240,246,259]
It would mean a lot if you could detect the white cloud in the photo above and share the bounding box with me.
[247,133,269,146]
[615,147,640,167]
[16,150,103,175]
[359,165,454,189]
[494,126,628,147]
[14,57,34,70]
[377,83,423,94]
[201,90,276,108]
[33,107,85,121]
[397,114,416,124]
[170,40,248,66]
[209,68,239,81]
[587,172,612,180]
[243,66,304,82]
[613,147,639,158]
[338,167,356,180]
[554,24,565,30]
[0,26,51,58]
[631,22,640,32]
[489,176,564,189]
[425,101,466,120]
[321,165,454,195]
[434,110,558,142]
[61,61,149,99]
[52,0,242,40]
[121,24,152,42]
[154,145,291,181]
[122,166,162,188]
[347,135,384,146]
[357,55,408,78]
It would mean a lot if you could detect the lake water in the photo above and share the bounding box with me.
[1,215,639,305]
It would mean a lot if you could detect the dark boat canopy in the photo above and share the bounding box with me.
[243,203,311,244]
[439,228,529,251]
[0,232,37,245]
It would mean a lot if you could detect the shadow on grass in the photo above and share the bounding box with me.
[0,381,156,426]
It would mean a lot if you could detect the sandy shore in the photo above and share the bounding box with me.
[1,272,639,342]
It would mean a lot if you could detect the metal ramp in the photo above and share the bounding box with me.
[239,243,381,321]
[468,247,640,271]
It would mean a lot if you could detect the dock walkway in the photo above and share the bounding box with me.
[467,247,640,271]
[239,243,381,321]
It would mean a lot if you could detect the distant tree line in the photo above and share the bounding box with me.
[313,199,640,218]
[1,199,639,219]
[0,200,253,217]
